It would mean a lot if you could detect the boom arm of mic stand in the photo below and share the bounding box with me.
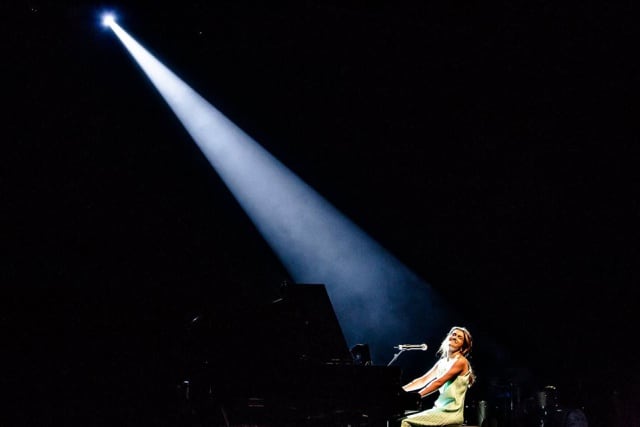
[387,349,405,366]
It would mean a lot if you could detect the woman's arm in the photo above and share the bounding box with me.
[402,362,439,392]
[416,357,467,398]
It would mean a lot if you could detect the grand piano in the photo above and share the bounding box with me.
[180,283,421,426]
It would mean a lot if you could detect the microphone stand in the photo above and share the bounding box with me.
[387,348,406,366]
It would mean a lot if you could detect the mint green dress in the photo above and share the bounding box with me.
[400,356,471,426]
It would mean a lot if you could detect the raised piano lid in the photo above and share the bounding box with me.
[183,283,355,371]
[266,282,354,366]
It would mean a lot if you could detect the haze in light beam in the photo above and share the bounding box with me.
[108,21,457,364]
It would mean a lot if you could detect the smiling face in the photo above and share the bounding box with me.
[438,326,473,358]
[448,328,466,353]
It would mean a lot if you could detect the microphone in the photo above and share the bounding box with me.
[394,343,428,351]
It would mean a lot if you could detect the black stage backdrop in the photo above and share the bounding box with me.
[3,1,637,426]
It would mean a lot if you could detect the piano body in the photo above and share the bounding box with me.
[180,283,420,426]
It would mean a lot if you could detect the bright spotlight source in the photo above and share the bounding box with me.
[101,13,116,28]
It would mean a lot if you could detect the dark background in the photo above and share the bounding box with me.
[3,1,637,425]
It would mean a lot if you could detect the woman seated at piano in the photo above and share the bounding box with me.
[400,326,475,427]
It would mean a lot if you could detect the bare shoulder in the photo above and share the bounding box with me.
[454,355,469,373]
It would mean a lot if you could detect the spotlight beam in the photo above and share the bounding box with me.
[107,21,458,363]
